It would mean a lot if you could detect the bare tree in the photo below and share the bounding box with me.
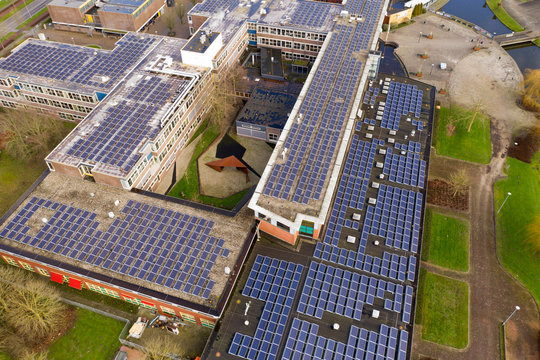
[208,66,247,133]
[175,1,186,24]
[142,331,184,360]
[466,99,484,133]
[448,169,469,197]
[0,109,70,160]
[162,7,177,34]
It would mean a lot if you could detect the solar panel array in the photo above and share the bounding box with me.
[283,319,409,360]
[365,185,422,253]
[380,82,423,131]
[289,1,332,28]
[0,34,158,90]
[382,148,426,188]
[65,75,188,173]
[229,255,303,360]
[263,24,364,204]
[192,0,239,14]
[0,197,230,298]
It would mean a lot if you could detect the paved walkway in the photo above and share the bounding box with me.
[503,0,540,34]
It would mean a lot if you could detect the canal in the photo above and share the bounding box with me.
[440,0,539,72]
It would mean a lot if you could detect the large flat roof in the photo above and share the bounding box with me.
[203,72,436,359]
[46,35,210,179]
[0,172,254,314]
[189,0,343,42]
[236,86,297,129]
[0,33,159,94]
[250,11,384,223]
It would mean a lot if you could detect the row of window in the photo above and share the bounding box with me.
[0,100,16,108]
[257,37,321,53]
[59,112,85,121]
[0,78,14,87]
[256,26,326,41]
[283,51,317,62]
[18,82,97,103]
[1,89,16,98]
[23,94,93,113]
[1,254,216,327]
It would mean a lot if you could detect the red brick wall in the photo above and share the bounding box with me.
[258,219,297,245]
[0,251,217,327]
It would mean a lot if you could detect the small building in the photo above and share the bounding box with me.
[180,29,223,70]
[47,0,165,33]
[384,2,413,26]
[260,47,284,81]
[236,87,297,144]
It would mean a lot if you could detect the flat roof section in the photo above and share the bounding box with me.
[189,0,343,43]
[0,33,160,94]
[0,172,254,311]
[260,47,284,80]
[46,35,209,179]
[236,86,297,129]
[183,30,221,53]
[204,74,435,360]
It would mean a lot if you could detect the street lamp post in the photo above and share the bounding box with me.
[502,306,520,326]
[418,31,423,43]
[497,192,512,214]
[430,64,434,75]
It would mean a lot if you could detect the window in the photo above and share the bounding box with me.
[78,164,93,177]
[268,133,279,142]
[299,221,315,236]
[140,300,157,310]
[18,261,35,272]
[201,318,215,328]
[179,312,196,323]
[276,222,290,232]
[122,295,142,306]
[85,282,121,298]
[36,267,50,276]
[1,255,19,267]
[161,306,177,316]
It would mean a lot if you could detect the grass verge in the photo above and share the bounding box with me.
[48,307,125,360]
[435,105,491,164]
[417,269,469,348]
[16,7,46,29]
[0,0,36,22]
[494,152,540,304]
[486,0,525,32]
[167,123,249,209]
[422,208,469,272]
[533,38,540,47]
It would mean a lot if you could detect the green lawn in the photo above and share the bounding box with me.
[422,209,469,272]
[48,308,125,360]
[494,152,540,304]
[167,123,250,209]
[486,0,525,32]
[0,352,10,360]
[0,152,47,216]
[435,105,492,164]
[417,269,469,348]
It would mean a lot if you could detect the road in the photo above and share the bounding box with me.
[0,0,52,35]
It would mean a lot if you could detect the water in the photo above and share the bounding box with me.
[441,0,540,72]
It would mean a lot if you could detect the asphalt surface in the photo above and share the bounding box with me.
[1,0,52,35]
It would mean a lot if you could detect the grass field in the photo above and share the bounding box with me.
[486,0,525,32]
[435,105,491,164]
[416,269,469,348]
[422,209,469,272]
[495,152,540,304]
[167,123,249,209]
[48,308,124,360]
[0,152,47,216]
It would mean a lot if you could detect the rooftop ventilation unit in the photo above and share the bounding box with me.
[346,235,356,244]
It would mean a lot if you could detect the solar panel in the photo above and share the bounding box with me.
[0,197,227,299]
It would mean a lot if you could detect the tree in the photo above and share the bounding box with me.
[190,0,199,7]
[175,1,186,24]
[162,7,177,34]
[448,169,469,197]
[0,266,68,358]
[526,214,540,257]
[520,68,540,113]
[466,99,484,133]
[208,65,247,134]
[142,331,184,360]
[0,109,71,160]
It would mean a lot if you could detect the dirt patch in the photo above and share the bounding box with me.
[31,305,77,354]
[507,129,540,163]
[427,179,469,211]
